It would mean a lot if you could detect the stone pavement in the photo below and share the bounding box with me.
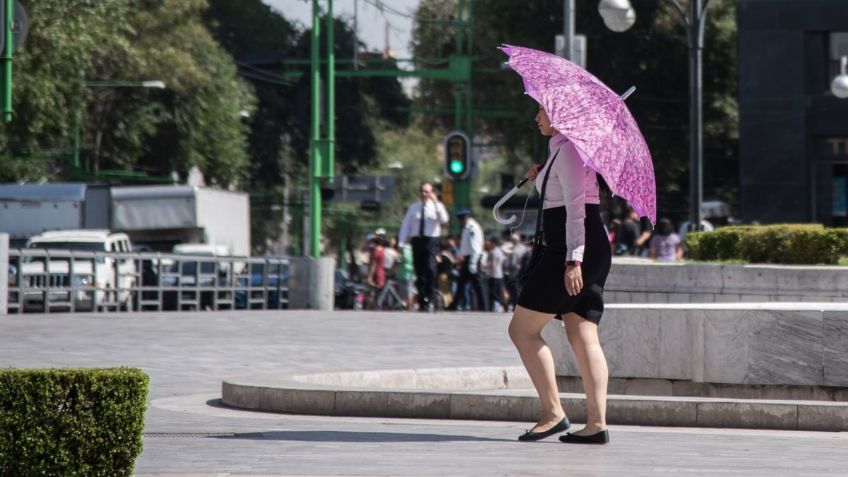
[1,310,847,476]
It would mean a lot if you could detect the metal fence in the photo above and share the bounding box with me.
[6,249,289,314]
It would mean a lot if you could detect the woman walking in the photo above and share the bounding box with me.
[508,106,613,444]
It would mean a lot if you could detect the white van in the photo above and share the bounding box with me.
[22,230,136,311]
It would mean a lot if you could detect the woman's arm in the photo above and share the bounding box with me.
[557,141,587,263]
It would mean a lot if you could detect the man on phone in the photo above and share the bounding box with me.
[398,182,449,311]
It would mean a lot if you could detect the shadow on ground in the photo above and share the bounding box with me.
[214,430,512,443]
[205,398,513,443]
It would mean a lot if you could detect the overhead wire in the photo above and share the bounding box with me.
[237,69,295,87]
[236,62,296,84]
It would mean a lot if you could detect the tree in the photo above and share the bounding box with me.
[95,0,255,186]
[0,0,131,182]
[0,0,254,187]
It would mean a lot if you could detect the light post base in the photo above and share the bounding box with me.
[289,257,336,311]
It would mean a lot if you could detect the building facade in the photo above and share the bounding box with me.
[739,0,848,225]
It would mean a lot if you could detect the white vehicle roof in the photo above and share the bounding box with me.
[29,230,129,243]
[172,243,230,256]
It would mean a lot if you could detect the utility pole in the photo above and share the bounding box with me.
[563,0,575,61]
[309,0,335,258]
[450,0,472,217]
[1,0,14,122]
[289,0,336,310]
[688,0,706,232]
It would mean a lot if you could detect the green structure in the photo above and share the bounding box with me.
[305,0,477,256]
[1,0,14,122]
[309,0,335,258]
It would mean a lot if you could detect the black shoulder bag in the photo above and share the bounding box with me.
[517,150,559,288]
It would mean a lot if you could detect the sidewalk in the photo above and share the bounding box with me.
[1,310,846,476]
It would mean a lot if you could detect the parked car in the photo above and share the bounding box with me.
[161,243,235,310]
[22,230,136,311]
[234,262,288,309]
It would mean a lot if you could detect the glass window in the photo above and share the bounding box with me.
[28,241,104,252]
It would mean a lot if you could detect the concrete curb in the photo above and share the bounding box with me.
[221,367,848,432]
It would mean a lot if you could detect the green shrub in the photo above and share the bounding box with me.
[686,224,848,265]
[686,226,754,261]
[0,367,149,477]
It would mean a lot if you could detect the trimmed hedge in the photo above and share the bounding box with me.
[0,367,149,477]
[686,224,848,265]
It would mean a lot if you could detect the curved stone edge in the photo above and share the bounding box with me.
[221,369,848,432]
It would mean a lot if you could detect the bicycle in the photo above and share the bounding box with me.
[375,279,407,311]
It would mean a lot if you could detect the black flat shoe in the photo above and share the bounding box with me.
[517,417,570,442]
[558,429,610,444]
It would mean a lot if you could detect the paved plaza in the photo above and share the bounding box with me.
[1,310,847,476]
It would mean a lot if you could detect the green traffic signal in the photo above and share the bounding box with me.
[444,131,471,180]
[449,159,465,174]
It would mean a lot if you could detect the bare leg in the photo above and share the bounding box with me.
[508,305,565,431]
[564,312,608,434]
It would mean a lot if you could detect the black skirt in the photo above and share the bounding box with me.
[516,204,612,323]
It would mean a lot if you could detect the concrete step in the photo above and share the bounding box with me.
[222,366,848,432]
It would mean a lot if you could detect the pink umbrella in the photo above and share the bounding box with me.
[499,44,656,224]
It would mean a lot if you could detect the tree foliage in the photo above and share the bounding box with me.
[0,0,254,187]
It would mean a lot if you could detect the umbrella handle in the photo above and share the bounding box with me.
[492,178,529,225]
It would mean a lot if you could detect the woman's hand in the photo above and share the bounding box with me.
[525,164,542,181]
[564,264,583,296]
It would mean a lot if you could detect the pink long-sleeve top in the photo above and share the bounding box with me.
[534,133,600,262]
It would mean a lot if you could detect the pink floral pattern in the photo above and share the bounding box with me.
[500,44,656,224]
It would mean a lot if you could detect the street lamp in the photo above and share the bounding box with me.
[599,0,710,231]
[72,80,166,170]
[832,56,848,99]
[598,0,636,32]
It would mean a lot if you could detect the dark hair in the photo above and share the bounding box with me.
[597,174,613,198]
[656,218,674,236]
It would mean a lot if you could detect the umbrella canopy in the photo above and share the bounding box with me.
[500,44,656,224]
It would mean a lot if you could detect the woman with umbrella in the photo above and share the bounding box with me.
[499,45,656,445]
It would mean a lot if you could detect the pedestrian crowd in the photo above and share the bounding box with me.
[340,183,705,312]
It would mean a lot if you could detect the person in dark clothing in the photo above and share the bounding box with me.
[448,209,487,311]
[616,208,651,256]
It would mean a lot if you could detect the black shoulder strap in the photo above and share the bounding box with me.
[531,150,559,244]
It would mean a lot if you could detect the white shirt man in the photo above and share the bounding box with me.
[458,214,484,273]
[398,197,449,246]
[398,182,449,311]
[450,210,487,311]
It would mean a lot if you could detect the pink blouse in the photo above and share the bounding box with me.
[534,133,600,262]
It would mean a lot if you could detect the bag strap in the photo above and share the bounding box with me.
[531,149,559,245]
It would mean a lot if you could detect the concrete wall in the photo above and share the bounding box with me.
[543,303,848,388]
[604,261,848,303]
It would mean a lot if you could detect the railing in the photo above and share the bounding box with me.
[5,249,289,314]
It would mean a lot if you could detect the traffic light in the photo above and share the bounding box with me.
[444,131,471,180]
